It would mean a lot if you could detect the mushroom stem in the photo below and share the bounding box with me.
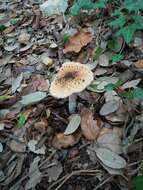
[68,93,77,114]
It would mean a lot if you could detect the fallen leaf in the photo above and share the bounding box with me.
[12,73,23,93]
[0,170,5,182]
[63,28,93,53]
[0,142,3,152]
[52,133,80,149]
[18,108,32,127]
[97,132,122,154]
[0,123,4,130]
[34,118,48,132]
[134,59,143,68]
[80,107,101,140]
[95,147,126,169]
[99,100,120,116]
[99,127,113,136]
[0,55,13,66]
[40,0,68,16]
[99,162,123,175]
[40,53,54,66]
[105,104,127,125]
[9,140,26,153]
[23,74,49,94]
[18,31,30,44]
[88,77,118,92]
[99,54,109,67]
[28,140,46,154]
[47,161,63,182]
[64,114,81,135]
[20,91,47,105]
[4,43,19,51]
[1,155,25,186]
[25,156,42,190]
[121,79,141,89]
[0,95,14,101]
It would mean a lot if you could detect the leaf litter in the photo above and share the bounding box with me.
[0,0,143,189]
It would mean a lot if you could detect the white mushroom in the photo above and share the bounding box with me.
[50,62,94,113]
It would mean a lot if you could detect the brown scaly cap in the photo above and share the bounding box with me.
[49,62,94,98]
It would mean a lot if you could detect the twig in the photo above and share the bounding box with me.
[94,175,113,190]
[48,169,100,190]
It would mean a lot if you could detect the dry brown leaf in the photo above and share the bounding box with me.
[34,118,48,132]
[22,74,49,95]
[98,127,113,137]
[80,107,101,140]
[52,132,81,149]
[134,59,143,68]
[63,28,93,53]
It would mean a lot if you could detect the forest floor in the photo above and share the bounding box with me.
[0,0,143,190]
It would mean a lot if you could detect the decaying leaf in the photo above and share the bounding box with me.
[20,92,47,105]
[52,132,81,149]
[12,73,23,93]
[47,161,63,182]
[25,156,42,190]
[100,100,120,116]
[95,147,126,169]
[63,28,93,53]
[0,142,3,152]
[40,0,68,16]
[80,107,101,140]
[97,132,123,154]
[9,140,26,153]
[121,79,141,89]
[23,74,49,94]
[64,114,81,135]
[28,140,46,154]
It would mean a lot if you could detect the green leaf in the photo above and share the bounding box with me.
[111,53,124,62]
[0,95,14,101]
[117,24,136,43]
[70,0,94,16]
[133,88,143,99]
[133,15,143,29]
[70,2,80,16]
[18,114,28,127]
[70,0,106,16]
[94,47,104,60]
[124,0,143,12]
[63,33,70,44]
[109,10,126,28]
[93,0,106,8]
[10,18,19,25]
[107,37,122,52]
[120,88,143,100]
[0,24,7,32]
[18,109,32,127]
[133,176,143,190]
[104,80,123,91]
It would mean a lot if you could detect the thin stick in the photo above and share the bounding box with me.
[48,169,100,190]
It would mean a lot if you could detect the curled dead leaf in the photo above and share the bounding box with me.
[52,132,81,149]
[63,28,93,53]
[80,107,101,140]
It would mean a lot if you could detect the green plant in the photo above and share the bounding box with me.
[70,0,107,16]
[109,0,143,43]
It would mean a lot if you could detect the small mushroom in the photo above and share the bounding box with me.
[49,62,94,113]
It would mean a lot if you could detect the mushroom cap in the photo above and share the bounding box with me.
[50,62,94,98]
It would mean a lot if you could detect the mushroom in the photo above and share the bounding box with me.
[49,62,94,113]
